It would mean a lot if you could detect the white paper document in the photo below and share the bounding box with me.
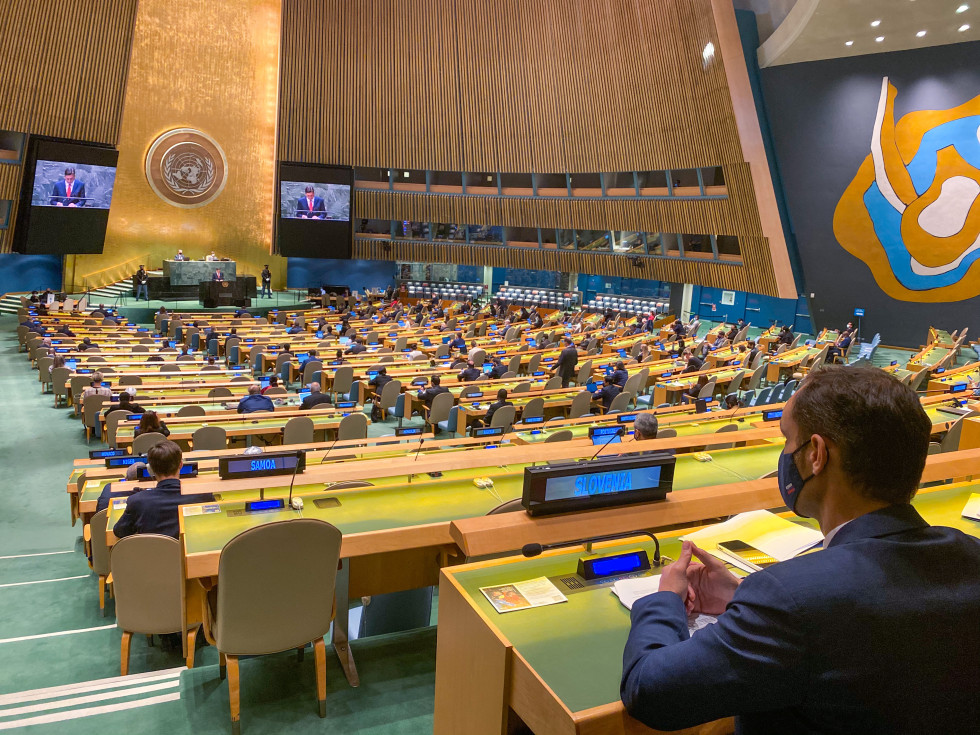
[480,576,568,614]
[962,493,980,521]
[612,576,718,636]
[681,510,823,572]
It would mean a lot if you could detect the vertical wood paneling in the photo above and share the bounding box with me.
[0,0,138,251]
[278,0,789,297]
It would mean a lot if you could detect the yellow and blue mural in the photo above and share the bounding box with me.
[834,78,980,302]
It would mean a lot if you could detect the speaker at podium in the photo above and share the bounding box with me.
[200,279,250,308]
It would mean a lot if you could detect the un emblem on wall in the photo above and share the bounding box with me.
[145,128,228,208]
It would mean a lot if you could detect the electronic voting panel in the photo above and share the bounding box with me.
[522,453,675,516]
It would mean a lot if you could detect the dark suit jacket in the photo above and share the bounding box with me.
[112,479,215,539]
[345,344,366,355]
[96,482,138,514]
[555,346,579,380]
[50,179,87,206]
[682,356,703,374]
[212,270,224,281]
[300,392,332,410]
[418,385,449,408]
[483,399,512,425]
[621,504,980,734]
[610,368,629,387]
[594,383,622,411]
[296,196,326,218]
[458,367,481,382]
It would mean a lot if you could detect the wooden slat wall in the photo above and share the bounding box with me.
[279,0,784,296]
[0,0,138,252]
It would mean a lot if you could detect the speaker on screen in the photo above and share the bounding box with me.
[277,163,353,259]
[12,137,119,255]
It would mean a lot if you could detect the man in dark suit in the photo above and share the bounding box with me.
[745,339,760,366]
[95,462,146,515]
[135,265,149,301]
[296,185,326,219]
[299,349,318,373]
[368,366,393,393]
[622,366,980,734]
[592,375,622,412]
[174,250,186,261]
[417,375,449,408]
[300,382,332,410]
[827,332,853,363]
[212,268,224,282]
[449,332,466,352]
[473,388,511,429]
[488,356,507,379]
[345,337,367,355]
[112,442,215,539]
[554,338,579,388]
[458,361,481,382]
[681,348,703,373]
[49,167,86,207]
[610,360,629,387]
[261,264,272,297]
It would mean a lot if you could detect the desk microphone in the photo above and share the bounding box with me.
[522,530,662,565]
[318,437,340,465]
[728,403,745,423]
[286,449,304,510]
[586,428,624,462]
[412,435,426,461]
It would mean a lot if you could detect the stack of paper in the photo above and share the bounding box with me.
[612,576,718,636]
[681,510,823,573]
[962,493,980,521]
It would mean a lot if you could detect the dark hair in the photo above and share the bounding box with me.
[615,360,625,370]
[147,439,182,478]
[139,411,162,434]
[789,366,930,504]
[119,391,132,404]
[64,167,75,175]
[305,185,315,193]
[431,375,441,386]
[497,388,508,400]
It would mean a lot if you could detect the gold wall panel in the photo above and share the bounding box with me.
[279,0,794,298]
[67,0,283,291]
[0,0,138,252]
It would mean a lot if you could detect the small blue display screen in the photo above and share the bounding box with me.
[762,409,783,421]
[587,552,646,577]
[473,427,504,437]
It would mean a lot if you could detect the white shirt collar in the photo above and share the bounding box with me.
[823,520,851,547]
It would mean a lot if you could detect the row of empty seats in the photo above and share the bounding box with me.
[494,286,580,309]
[400,281,486,301]
[588,294,668,315]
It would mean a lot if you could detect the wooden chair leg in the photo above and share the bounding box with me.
[226,654,241,735]
[120,631,132,676]
[219,651,227,679]
[314,637,326,717]
[98,576,106,617]
[186,626,199,669]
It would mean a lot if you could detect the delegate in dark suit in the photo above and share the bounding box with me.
[418,384,449,408]
[112,479,215,539]
[49,179,87,206]
[554,343,579,388]
[295,196,326,219]
[622,505,980,734]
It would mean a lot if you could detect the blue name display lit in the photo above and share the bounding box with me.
[251,459,278,471]
[545,466,663,502]
[587,552,646,577]
[219,452,304,479]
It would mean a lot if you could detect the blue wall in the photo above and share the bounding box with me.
[286,258,397,290]
[0,254,63,295]
[455,265,483,283]
[691,285,811,333]
[577,274,671,303]
[490,267,561,291]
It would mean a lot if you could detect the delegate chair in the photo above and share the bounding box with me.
[425,392,454,434]
[132,431,168,455]
[606,391,633,414]
[52,366,72,407]
[203,520,343,733]
[119,375,143,386]
[177,405,207,417]
[714,422,740,449]
[568,390,593,418]
[83,395,107,442]
[331,366,354,403]
[544,429,574,443]
[488,405,517,432]
[521,397,545,421]
[89,509,112,617]
[192,426,227,451]
[375,380,402,422]
[337,413,368,441]
[283,416,315,445]
[112,534,199,675]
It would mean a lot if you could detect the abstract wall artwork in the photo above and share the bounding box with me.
[834,78,980,302]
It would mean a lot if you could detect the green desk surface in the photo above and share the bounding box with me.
[448,483,980,714]
[179,443,784,556]
[515,413,771,442]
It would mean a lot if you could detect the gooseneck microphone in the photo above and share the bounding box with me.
[586,428,624,462]
[412,436,426,461]
[286,449,304,510]
[522,530,662,565]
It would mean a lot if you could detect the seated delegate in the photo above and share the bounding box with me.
[622,367,980,733]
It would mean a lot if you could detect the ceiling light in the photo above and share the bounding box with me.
[702,42,715,63]
[956,5,969,13]
[916,30,927,37]
[845,40,854,46]
[959,23,971,30]
[871,20,881,27]
[875,36,885,42]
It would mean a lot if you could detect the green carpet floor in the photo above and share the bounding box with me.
[0,314,437,734]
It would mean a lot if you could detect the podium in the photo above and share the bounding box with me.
[164,260,236,285]
[199,280,250,308]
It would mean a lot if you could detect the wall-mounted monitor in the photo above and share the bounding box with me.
[277,162,353,259]
[13,137,118,254]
